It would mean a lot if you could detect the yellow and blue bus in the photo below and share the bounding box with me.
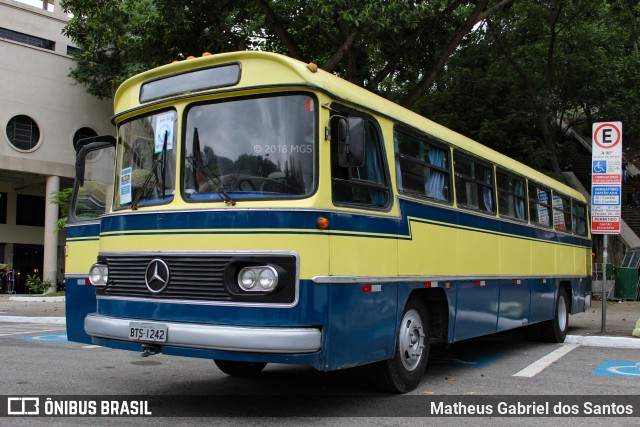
[65,51,591,393]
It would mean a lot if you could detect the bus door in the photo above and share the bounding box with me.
[65,138,115,344]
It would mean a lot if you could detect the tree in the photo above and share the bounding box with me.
[61,0,513,102]
[415,0,640,173]
[61,0,639,175]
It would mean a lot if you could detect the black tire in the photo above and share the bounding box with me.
[371,298,429,393]
[214,360,267,377]
[540,287,570,343]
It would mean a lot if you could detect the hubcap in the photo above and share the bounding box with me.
[558,294,568,331]
[399,308,425,371]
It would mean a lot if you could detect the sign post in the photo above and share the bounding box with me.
[591,121,622,334]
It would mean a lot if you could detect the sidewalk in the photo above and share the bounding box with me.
[0,293,66,324]
[0,294,639,347]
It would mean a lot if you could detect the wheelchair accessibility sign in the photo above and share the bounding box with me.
[592,360,640,377]
[592,160,607,174]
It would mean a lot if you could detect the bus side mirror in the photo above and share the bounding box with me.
[331,115,365,168]
[75,136,116,186]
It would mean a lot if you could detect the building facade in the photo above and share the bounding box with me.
[0,0,113,292]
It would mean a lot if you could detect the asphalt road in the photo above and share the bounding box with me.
[1,323,639,426]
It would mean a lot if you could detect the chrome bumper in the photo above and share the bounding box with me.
[85,314,322,354]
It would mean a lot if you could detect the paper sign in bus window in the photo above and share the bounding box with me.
[155,113,174,153]
[120,167,132,205]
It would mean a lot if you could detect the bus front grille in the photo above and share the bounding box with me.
[98,254,234,301]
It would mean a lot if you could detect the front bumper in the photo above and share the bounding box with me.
[85,314,322,354]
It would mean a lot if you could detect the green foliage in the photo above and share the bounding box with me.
[49,188,73,231]
[60,0,640,175]
[26,275,54,295]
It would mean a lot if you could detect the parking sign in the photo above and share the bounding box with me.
[591,122,622,234]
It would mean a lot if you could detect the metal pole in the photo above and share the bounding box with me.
[601,235,607,334]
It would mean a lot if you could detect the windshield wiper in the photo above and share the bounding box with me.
[191,128,236,206]
[130,131,168,210]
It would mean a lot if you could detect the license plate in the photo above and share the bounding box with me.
[129,322,168,342]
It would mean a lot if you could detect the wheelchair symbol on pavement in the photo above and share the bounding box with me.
[592,161,607,174]
[592,360,640,377]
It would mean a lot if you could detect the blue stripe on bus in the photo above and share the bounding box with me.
[96,198,590,248]
[66,223,101,239]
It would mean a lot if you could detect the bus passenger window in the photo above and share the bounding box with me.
[528,183,552,227]
[331,114,389,208]
[453,153,495,213]
[572,202,588,236]
[394,129,450,202]
[497,170,527,221]
[552,193,571,231]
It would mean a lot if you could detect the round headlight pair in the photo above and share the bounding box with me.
[89,263,109,286]
[237,266,279,292]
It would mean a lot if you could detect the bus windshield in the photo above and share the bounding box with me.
[114,110,177,210]
[183,94,316,201]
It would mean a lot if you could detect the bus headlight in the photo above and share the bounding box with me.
[238,266,279,292]
[89,263,109,287]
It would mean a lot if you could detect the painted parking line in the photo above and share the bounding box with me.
[513,344,580,377]
[430,353,503,368]
[17,333,69,343]
[0,328,65,337]
[592,360,640,377]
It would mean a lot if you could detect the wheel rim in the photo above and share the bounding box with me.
[399,308,425,371]
[558,294,568,332]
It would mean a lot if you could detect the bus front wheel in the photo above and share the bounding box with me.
[214,360,267,377]
[372,298,429,393]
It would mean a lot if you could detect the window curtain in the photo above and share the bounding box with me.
[514,180,525,220]
[426,148,446,201]
[364,134,385,206]
[482,168,493,212]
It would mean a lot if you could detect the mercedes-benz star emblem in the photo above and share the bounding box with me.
[145,259,170,293]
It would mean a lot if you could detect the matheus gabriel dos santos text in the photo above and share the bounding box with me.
[431,400,634,416]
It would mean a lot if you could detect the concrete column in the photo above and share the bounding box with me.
[44,175,60,293]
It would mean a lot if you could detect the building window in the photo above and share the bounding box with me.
[67,45,79,56]
[73,127,98,151]
[0,192,7,224]
[16,194,45,227]
[6,115,41,151]
[0,27,55,51]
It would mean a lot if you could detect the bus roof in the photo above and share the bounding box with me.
[114,50,585,202]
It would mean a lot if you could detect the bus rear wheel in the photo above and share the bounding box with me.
[372,298,429,393]
[540,287,570,343]
[214,360,267,377]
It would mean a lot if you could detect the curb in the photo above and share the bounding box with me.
[565,334,640,349]
[9,296,65,303]
[0,316,66,324]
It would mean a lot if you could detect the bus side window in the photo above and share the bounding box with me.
[330,114,389,208]
[453,152,495,214]
[497,170,527,221]
[528,183,552,227]
[394,128,450,203]
[552,193,572,231]
[572,201,588,236]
